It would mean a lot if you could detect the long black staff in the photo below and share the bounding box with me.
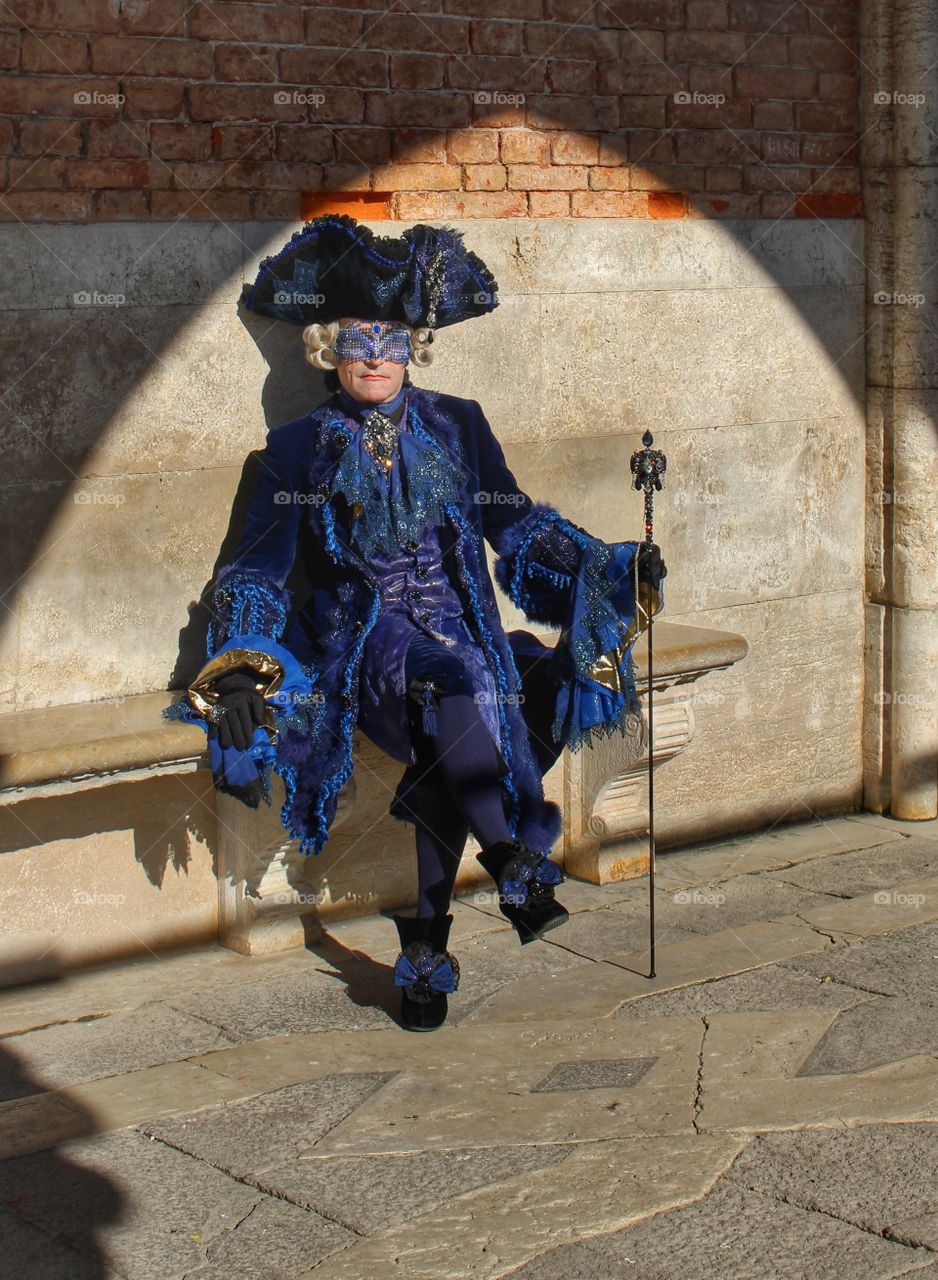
[630,431,667,979]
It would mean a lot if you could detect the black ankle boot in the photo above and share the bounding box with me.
[392,913,460,1032]
[477,839,569,945]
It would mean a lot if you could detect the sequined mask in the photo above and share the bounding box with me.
[334,322,411,365]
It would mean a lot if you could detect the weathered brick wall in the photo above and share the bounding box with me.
[1,0,861,221]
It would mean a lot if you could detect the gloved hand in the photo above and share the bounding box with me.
[636,543,667,591]
[207,670,268,751]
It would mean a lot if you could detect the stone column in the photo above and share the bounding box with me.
[862,0,938,819]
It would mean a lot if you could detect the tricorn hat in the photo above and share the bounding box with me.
[243,213,498,336]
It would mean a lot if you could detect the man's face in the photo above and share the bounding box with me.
[335,317,409,405]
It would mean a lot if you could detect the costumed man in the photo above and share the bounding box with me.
[167,215,666,1032]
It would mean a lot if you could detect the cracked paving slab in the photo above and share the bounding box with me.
[782,918,938,1004]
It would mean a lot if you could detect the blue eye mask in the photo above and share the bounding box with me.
[334,322,412,364]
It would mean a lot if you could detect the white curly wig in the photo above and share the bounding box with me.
[302,320,434,375]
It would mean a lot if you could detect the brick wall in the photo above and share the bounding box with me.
[0,0,861,221]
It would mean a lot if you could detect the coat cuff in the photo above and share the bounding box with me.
[207,568,291,653]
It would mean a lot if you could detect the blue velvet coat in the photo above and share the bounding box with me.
[184,385,648,856]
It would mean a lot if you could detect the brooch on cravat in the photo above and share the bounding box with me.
[362,409,398,471]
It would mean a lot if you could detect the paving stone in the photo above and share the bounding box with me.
[662,874,839,937]
[0,1129,267,1280]
[531,1057,657,1092]
[765,843,938,899]
[615,964,869,1021]
[784,919,938,1004]
[441,925,588,1025]
[0,1003,236,1100]
[260,1143,572,1236]
[0,1203,124,1280]
[184,1193,352,1278]
[796,998,938,1075]
[499,1241,639,1279]
[167,968,393,1039]
[727,1124,938,1243]
[537,901,698,962]
[581,1179,929,1279]
[144,1073,395,1178]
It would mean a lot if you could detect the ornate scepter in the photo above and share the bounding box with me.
[630,430,667,979]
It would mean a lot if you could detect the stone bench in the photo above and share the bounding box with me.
[0,620,746,966]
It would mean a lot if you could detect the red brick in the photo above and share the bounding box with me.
[524,23,618,60]
[548,60,597,95]
[365,91,469,129]
[801,134,857,166]
[151,189,253,218]
[390,53,444,91]
[819,72,858,101]
[447,128,499,163]
[65,158,172,188]
[391,129,447,162]
[0,189,93,219]
[252,189,302,219]
[18,118,82,155]
[124,78,186,118]
[0,30,18,67]
[0,76,121,116]
[675,129,759,163]
[748,163,814,192]
[588,166,631,191]
[151,122,212,161]
[91,35,212,78]
[119,0,187,36]
[619,29,666,61]
[96,188,148,217]
[471,20,523,56]
[738,36,788,64]
[280,48,387,88]
[728,2,809,34]
[4,0,118,33]
[686,1,729,28]
[333,128,388,164]
[214,44,278,84]
[21,32,88,74]
[189,84,328,124]
[794,192,862,218]
[761,132,799,163]
[706,165,743,190]
[551,132,600,164]
[527,94,618,131]
[598,135,630,165]
[795,101,858,132]
[365,14,469,54]
[212,124,275,161]
[572,190,646,216]
[529,190,570,216]
[447,55,543,93]
[666,31,747,61]
[647,190,686,217]
[809,7,858,39]
[320,164,369,191]
[688,63,734,94]
[507,163,587,190]
[370,162,461,190]
[445,0,541,16]
[702,192,761,215]
[633,162,706,191]
[789,36,857,71]
[599,63,682,96]
[760,192,797,217]
[463,162,506,190]
[810,167,860,194]
[472,98,525,128]
[189,3,303,43]
[668,95,752,129]
[181,159,323,189]
[303,7,364,47]
[277,124,335,162]
[546,0,683,28]
[87,119,149,158]
[752,101,793,129]
[735,66,816,99]
[303,192,390,220]
[627,130,674,163]
[394,189,527,217]
[8,156,65,187]
[499,128,549,163]
[618,96,667,129]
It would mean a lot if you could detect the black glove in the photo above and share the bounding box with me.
[207,671,268,751]
[637,543,667,591]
